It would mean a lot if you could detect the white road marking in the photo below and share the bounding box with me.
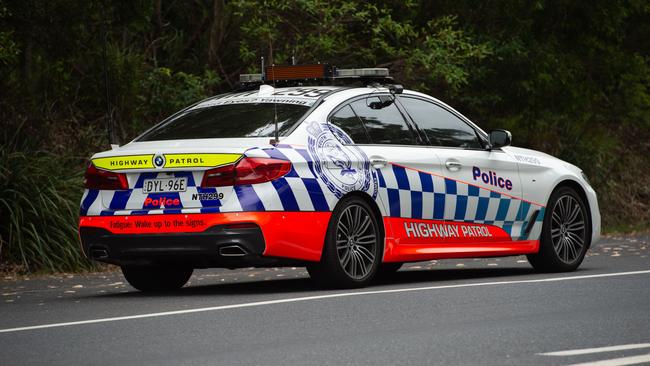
[0,269,648,334]
[540,343,650,356]
[567,354,650,366]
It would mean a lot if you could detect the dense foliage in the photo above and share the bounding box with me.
[0,0,648,272]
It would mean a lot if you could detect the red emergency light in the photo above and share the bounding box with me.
[264,64,332,81]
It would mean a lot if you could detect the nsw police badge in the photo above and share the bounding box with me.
[306,121,377,199]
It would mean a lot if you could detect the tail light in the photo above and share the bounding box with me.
[84,163,128,190]
[201,157,291,187]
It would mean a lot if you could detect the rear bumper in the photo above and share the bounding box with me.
[79,212,332,267]
[79,225,271,267]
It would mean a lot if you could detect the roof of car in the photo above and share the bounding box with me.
[193,85,441,112]
[188,86,348,109]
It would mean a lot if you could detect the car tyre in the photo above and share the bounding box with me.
[307,196,382,288]
[121,266,193,292]
[527,186,591,272]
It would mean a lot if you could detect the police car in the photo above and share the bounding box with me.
[79,65,600,291]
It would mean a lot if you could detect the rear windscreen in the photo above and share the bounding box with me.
[137,103,310,141]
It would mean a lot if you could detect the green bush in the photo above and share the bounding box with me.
[134,67,220,135]
[0,146,95,272]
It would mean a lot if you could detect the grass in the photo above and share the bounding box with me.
[0,148,97,273]
[602,224,650,236]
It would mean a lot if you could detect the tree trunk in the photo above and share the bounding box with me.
[207,0,225,68]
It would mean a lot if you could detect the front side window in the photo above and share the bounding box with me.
[348,97,416,145]
[138,103,309,141]
[400,97,482,149]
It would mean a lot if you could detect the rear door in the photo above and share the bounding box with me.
[398,96,529,243]
[327,94,447,260]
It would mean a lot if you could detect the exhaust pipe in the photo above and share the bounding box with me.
[91,248,109,259]
[219,245,248,257]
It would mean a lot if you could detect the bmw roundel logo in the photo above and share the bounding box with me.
[153,154,165,168]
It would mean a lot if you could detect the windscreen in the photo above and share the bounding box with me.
[137,102,310,141]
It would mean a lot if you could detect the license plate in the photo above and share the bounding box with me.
[142,177,188,193]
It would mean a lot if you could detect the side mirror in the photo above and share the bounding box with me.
[368,96,394,110]
[489,129,512,149]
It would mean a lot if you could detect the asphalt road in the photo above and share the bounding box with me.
[1,234,649,366]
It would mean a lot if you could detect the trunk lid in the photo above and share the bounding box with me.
[92,138,272,213]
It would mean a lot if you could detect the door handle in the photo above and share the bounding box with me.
[370,156,388,169]
[445,160,462,172]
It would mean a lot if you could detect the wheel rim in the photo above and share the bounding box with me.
[335,204,377,280]
[550,195,586,264]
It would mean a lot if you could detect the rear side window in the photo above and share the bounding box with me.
[399,97,482,149]
[138,103,309,141]
[348,97,416,145]
[329,105,371,144]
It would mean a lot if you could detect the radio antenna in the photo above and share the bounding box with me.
[264,16,278,146]
[260,57,265,81]
[272,63,279,145]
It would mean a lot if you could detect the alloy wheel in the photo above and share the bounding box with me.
[335,204,378,280]
[550,195,586,264]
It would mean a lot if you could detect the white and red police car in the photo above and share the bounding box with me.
[79,65,600,291]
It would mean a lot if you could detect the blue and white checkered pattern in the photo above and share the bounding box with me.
[376,164,545,240]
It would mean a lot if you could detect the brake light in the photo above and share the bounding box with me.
[84,163,128,190]
[201,157,291,187]
[201,164,236,187]
[235,157,292,185]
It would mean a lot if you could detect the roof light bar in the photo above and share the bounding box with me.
[237,64,393,84]
[335,68,389,78]
[240,73,263,83]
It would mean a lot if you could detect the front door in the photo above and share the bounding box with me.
[398,96,534,250]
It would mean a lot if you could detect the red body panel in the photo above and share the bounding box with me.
[382,217,539,262]
[79,212,539,264]
[79,212,332,262]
